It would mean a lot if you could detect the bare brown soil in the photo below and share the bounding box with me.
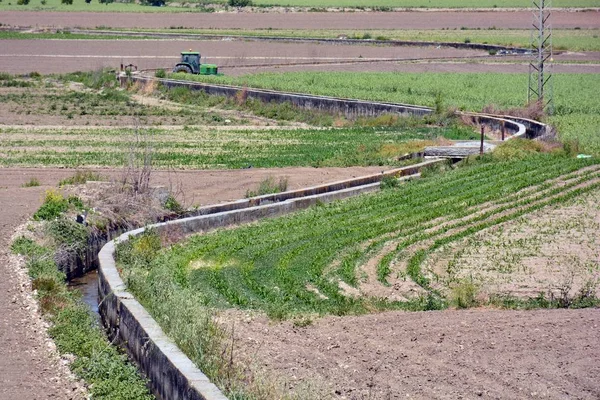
[0,177,83,399]
[1,39,597,75]
[0,39,484,74]
[2,10,599,30]
[227,307,600,400]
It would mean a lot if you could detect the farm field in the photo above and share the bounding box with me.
[1,0,599,13]
[119,153,600,398]
[1,2,600,400]
[0,125,476,169]
[2,10,600,30]
[0,75,482,168]
[3,28,600,52]
[177,72,600,154]
[78,27,600,52]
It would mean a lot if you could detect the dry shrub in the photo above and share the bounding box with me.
[235,87,248,106]
[141,78,158,96]
[160,223,185,247]
[482,101,545,121]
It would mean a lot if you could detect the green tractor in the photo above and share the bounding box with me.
[173,51,219,75]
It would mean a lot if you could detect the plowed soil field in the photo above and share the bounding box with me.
[2,10,600,30]
[1,39,598,75]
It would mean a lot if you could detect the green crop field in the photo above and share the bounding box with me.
[0,125,478,168]
[1,0,598,12]
[175,72,600,154]
[120,154,600,322]
[252,0,600,7]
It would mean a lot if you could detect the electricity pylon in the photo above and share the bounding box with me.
[528,0,554,114]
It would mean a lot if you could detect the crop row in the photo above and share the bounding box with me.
[119,154,599,320]
[0,125,477,168]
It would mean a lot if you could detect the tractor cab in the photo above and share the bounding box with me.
[174,51,200,74]
[173,51,219,75]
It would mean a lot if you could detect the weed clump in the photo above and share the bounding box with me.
[380,175,400,190]
[450,281,479,309]
[246,177,288,198]
[33,190,70,220]
[22,177,40,187]
[116,228,161,269]
[59,170,104,186]
[492,139,546,160]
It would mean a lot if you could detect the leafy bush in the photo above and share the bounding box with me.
[154,69,166,79]
[33,190,69,221]
[164,194,183,213]
[451,281,479,309]
[46,218,88,255]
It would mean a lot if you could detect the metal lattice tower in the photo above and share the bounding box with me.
[528,0,554,114]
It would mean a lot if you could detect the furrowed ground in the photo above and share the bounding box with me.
[4,28,599,52]
[123,154,600,318]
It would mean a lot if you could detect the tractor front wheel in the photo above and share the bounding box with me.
[173,65,192,74]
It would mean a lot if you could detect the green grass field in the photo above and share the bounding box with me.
[174,72,600,154]
[1,0,598,12]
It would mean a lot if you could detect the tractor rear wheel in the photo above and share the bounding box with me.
[173,65,192,74]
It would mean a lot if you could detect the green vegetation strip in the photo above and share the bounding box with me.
[0,125,477,168]
[12,192,152,400]
[174,72,600,155]
[117,154,599,326]
[1,0,598,12]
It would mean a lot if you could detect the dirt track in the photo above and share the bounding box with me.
[2,10,600,30]
[1,39,598,75]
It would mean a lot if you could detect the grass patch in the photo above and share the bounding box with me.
[246,176,288,198]
[22,177,41,187]
[11,235,153,400]
[118,154,599,320]
[59,170,104,186]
